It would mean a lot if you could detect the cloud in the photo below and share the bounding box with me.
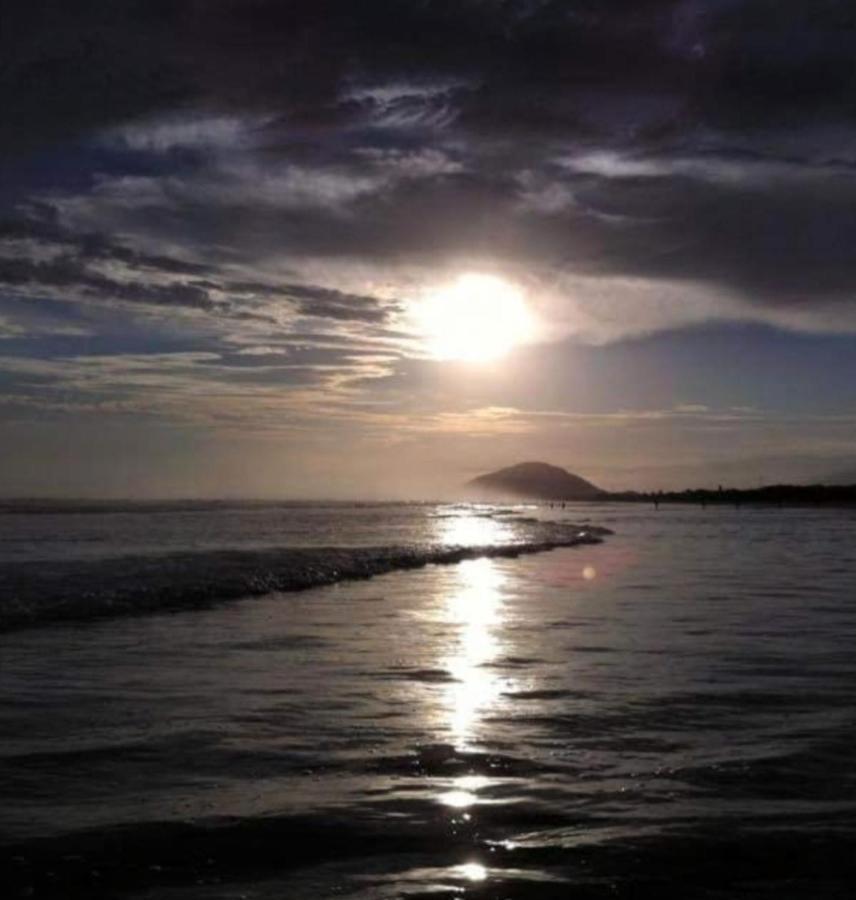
[8,1,856,148]
[278,283,398,324]
[4,0,856,458]
[0,253,217,312]
[100,114,264,154]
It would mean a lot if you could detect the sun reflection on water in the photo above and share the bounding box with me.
[456,862,488,882]
[436,510,515,548]
[439,788,478,808]
[441,556,511,748]
[438,773,492,809]
[423,512,517,816]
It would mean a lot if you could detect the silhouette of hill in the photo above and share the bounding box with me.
[467,462,604,501]
[466,461,856,507]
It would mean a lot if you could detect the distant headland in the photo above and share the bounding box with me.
[467,461,604,501]
[466,462,856,507]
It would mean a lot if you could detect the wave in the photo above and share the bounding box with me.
[4,804,856,899]
[0,524,610,632]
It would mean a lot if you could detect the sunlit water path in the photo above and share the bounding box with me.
[2,502,856,898]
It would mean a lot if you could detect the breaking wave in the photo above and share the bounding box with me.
[0,523,609,632]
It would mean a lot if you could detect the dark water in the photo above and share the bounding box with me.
[0,502,604,630]
[2,502,856,898]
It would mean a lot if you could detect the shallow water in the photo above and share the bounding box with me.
[0,502,605,630]
[3,502,856,898]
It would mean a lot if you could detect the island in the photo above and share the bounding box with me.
[466,461,604,501]
[465,462,856,507]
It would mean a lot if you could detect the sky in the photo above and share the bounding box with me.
[2,0,856,497]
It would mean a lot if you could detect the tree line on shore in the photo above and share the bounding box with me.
[604,484,856,507]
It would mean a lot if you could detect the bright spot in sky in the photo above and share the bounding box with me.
[417,273,534,362]
[582,565,597,581]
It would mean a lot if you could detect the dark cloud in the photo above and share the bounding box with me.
[0,211,215,278]
[552,165,856,305]
[0,210,399,327]
[1,1,188,154]
[221,279,398,323]
[691,1,856,128]
[4,0,856,343]
[279,284,397,323]
[0,253,216,311]
[0,209,226,314]
[6,1,856,154]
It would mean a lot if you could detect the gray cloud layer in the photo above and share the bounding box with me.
[5,2,856,326]
[3,1,856,473]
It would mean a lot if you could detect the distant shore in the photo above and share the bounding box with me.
[601,484,856,508]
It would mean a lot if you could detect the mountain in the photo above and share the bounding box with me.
[466,462,604,501]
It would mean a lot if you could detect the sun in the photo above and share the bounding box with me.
[416,273,534,362]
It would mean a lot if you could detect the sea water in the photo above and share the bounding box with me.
[2,501,856,898]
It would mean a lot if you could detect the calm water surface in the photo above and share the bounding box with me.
[2,502,856,898]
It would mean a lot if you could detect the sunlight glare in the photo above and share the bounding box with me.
[417,273,534,362]
[442,557,510,746]
[437,511,513,548]
[438,774,491,809]
[456,862,488,882]
[439,789,478,809]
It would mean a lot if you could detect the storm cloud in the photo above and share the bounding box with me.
[5,1,856,325]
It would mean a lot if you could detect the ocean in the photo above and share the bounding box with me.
[2,501,856,898]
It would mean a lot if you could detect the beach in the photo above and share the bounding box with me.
[3,502,856,898]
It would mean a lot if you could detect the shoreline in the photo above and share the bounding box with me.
[0,527,610,634]
[600,484,856,508]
